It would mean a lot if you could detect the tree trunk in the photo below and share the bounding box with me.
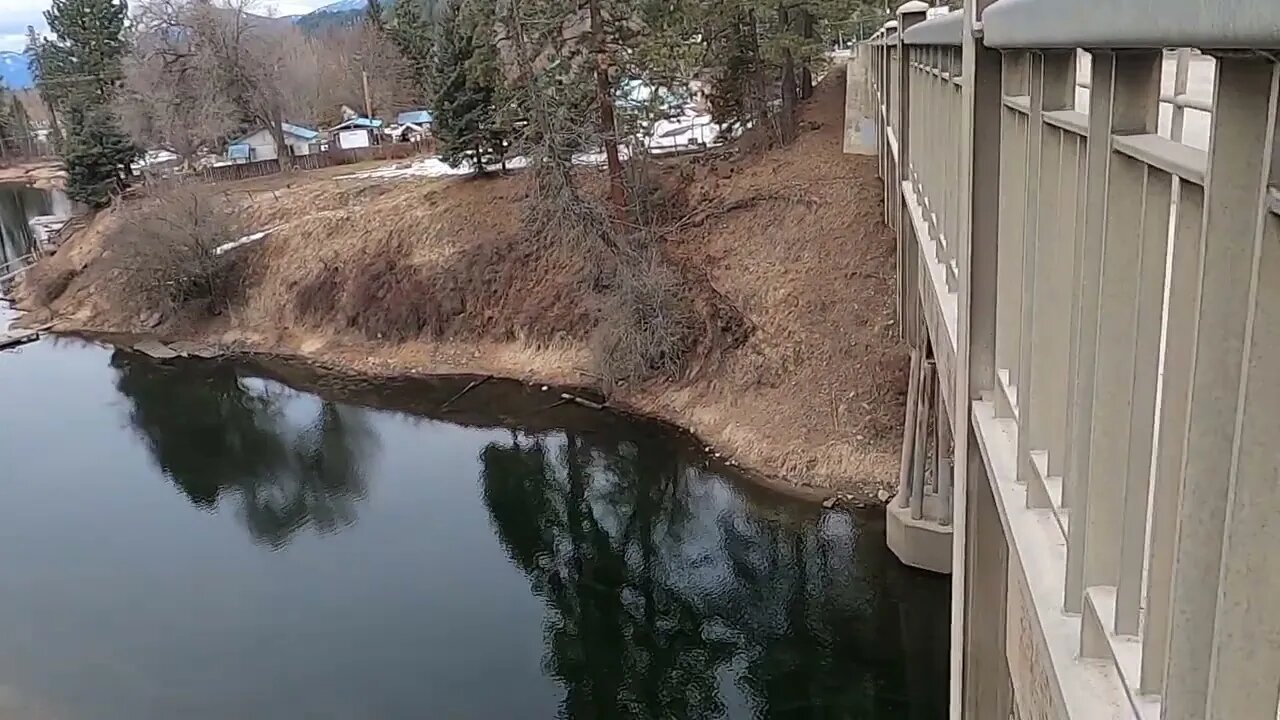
[799,9,815,100]
[779,1,798,144]
[588,0,626,219]
[746,9,767,127]
[266,105,293,170]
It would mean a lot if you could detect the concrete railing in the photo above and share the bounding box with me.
[860,1,1280,718]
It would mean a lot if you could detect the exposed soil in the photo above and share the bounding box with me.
[14,66,907,504]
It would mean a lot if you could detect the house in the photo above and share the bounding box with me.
[327,117,384,150]
[396,109,433,127]
[384,110,433,143]
[226,123,320,163]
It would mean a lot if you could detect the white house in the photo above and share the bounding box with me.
[326,117,384,150]
[226,123,321,162]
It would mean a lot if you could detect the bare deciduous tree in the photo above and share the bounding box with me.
[120,0,240,167]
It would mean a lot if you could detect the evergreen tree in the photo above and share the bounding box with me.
[61,104,137,207]
[429,3,504,172]
[390,0,435,104]
[39,0,138,207]
[0,84,13,160]
[8,93,33,156]
[365,0,386,30]
[25,25,64,150]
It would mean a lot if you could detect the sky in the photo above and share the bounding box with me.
[0,0,329,53]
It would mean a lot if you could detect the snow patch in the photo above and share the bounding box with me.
[215,227,280,256]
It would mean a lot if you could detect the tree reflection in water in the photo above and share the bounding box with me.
[110,351,374,548]
[481,428,948,719]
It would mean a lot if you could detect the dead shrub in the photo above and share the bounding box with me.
[109,186,251,318]
[590,242,701,386]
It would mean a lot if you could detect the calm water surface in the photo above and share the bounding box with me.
[0,333,949,719]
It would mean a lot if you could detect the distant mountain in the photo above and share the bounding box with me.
[0,51,32,90]
[294,0,370,31]
[310,0,370,12]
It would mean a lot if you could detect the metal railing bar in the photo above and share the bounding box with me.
[1079,77,1214,113]
[1044,109,1089,137]
[1111,133,1208,186]
[982,0,1280,50]
[1003,94,1031,114]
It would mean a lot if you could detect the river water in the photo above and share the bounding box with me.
[0,332,950,719]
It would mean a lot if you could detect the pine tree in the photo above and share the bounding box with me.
[390,0,435,104]
[62,104,137,206]
[8,93,33,156]
[429,3,504,172]
[365,0,386,30]
[25,25,63,149]
[39,0,138,207]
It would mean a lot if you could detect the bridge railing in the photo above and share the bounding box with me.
[867,1,1280,717]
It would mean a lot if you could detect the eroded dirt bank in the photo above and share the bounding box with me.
[13,68,907,504]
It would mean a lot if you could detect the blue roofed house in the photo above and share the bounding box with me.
[392,109,433,142]
[328,116,385,149]
[226,123,320,163]
[396,110,432,126]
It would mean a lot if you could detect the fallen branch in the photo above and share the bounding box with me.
[560,392,605,410]
[440,375,491,411]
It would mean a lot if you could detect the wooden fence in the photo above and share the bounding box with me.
[198,140,433,183]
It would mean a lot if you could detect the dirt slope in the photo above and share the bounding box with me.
[18,66,906,501]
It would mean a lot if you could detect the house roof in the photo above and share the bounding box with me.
[329,117,384,131]
[397,110,433,125]
[282,122,320,140]
[230,122,320,145]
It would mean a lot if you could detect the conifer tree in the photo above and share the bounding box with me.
[390,0,435,104]
[38,0,138,206]
[365,0,386,30]
[429,3,504,172]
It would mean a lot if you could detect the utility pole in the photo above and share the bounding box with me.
[362,70,373,119]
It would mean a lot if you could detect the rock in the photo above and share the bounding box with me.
[139,310,163,329]
[876,489,891,503]
[169,341,220,359]
[822,496,838,509]
[133,339,179,359]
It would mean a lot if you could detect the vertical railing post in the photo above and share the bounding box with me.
[1078,52,1161,652]
[1171,48,1192,144]
[1140,178,1204,694]
[1162,56,1280,720]
[896,1,927,348]
[994,50,1028,418]
[1064,51,1115,614]
[1021,50,1074,505]
[1204,80,1280,720]
[953,0,1007,717]
[1013,48,1043,487]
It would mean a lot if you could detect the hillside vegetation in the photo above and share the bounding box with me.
[18,69,907,501]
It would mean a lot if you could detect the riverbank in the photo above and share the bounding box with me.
[11,67,908,504]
